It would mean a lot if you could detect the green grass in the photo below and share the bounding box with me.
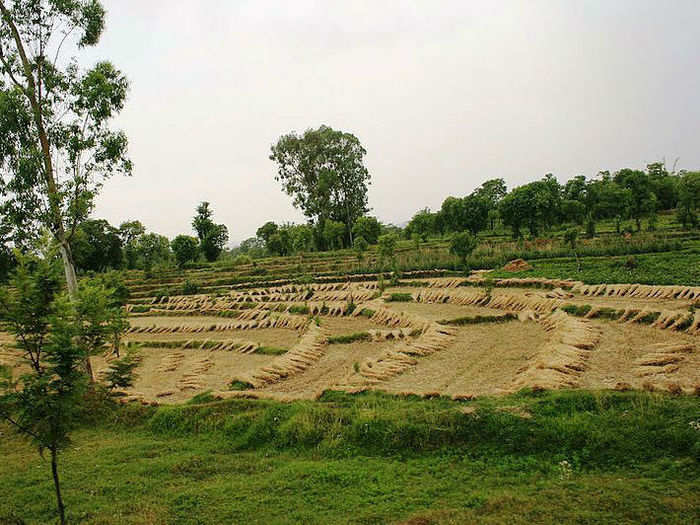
[384,292,413,302]
[438,313,518,326]
[489,249,700,286]
[229,380,254,391]
[327,332,372,344]
[254,346,288,356]
[1,390,698,524]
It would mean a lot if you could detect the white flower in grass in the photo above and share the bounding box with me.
[558,459,573,480]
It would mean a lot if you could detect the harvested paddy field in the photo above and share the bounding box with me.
[6,276,697,404]
[99,276,700,402]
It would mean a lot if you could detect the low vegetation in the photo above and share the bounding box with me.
[1,390,698,524]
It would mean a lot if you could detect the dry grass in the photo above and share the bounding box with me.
[50,276,700,405]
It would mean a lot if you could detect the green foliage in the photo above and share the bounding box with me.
[229,380,254,391]
[74,279,129,359]
[320,219,346,251]
[378,233,398,260]
[353,236,368,260]
[0,251,126,524]
[2,389,700,523]
[406,207,437,241]
[561,304,592,316]
[118,220,146,269]
[352,216,381,244]
[439,194,491,235]
[270,125,371,245]
[171,235,199,268]
[677,171,699,229]
[256,221,278,244]
[71,219,123,272]
[192,202,228,262]
[385,292,413,302]
[490,249,700,286]
[103,350,140,390]
[231,254,253,266]
[449,231,477,266]
[438,313,517,325]
[563,228,579,250]
[134,233,172,271]
[500,175,562,238]
[181,279,200,296]
[254,346,288,356]
[0,0,130,299]
[614,169,657,231]
[288,304,310,315]
[327,332,371,344]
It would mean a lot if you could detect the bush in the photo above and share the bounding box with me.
[378,233,399,261]
[449,231,477,267]
[232,254,253,266]
[385,293,413,302]
[327,332,371,344]
[171,235,200,268]
[182,280,200,295]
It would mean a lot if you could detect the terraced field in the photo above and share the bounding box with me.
[5,273,696,404]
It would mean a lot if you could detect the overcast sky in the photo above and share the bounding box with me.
[86,0,700,244]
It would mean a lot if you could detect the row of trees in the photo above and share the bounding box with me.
[252,215,383,256]
[0,201,230,278]
[406,164,699,240]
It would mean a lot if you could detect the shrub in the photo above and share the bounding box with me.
[449,231,477,268]
[327,332,371,344]
[182,280,200,295]
[230,380,254,391]
[385,293,413,302]
[232,254,253,266]
[378,233,399,261]
[103,350,141,390]
[563,228,579,250]
[171,235,200,268]
[623,256,638,270]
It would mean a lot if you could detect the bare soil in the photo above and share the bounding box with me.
[381,321,546,397]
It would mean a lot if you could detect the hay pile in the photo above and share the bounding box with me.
[155,351,185,373]
[177,357,214,391]
[358,321,456,382]
[510,311,601,391]
[239,323,327,388]
[634,342,695,378]
[502,259,532,272]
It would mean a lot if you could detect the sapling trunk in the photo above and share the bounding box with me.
[50,447,66,525]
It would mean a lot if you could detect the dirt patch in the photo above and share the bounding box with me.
[381,320,546,397]
[579,322,698,392]
[382,301,504,322]
[258,339,394,399]
[124,327,300,348]
[94,348,277,403]
[319,316,387,334]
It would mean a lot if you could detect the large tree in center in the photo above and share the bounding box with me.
[192,201,228,262]
[269,125,371,245]
[0,0,131,296]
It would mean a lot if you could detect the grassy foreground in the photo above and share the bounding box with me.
[1,390,699,524]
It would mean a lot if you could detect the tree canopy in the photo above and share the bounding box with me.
[192,202,228,262]
[269,125,370,244]
[0,0,131,294]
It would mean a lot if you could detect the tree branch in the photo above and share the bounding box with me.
[0,408,42,442]
[0,39,25,90]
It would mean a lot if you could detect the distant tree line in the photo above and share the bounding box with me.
[405,163,699,240]
[0,201,229,279]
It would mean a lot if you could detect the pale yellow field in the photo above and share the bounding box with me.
[3,277,699,403]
